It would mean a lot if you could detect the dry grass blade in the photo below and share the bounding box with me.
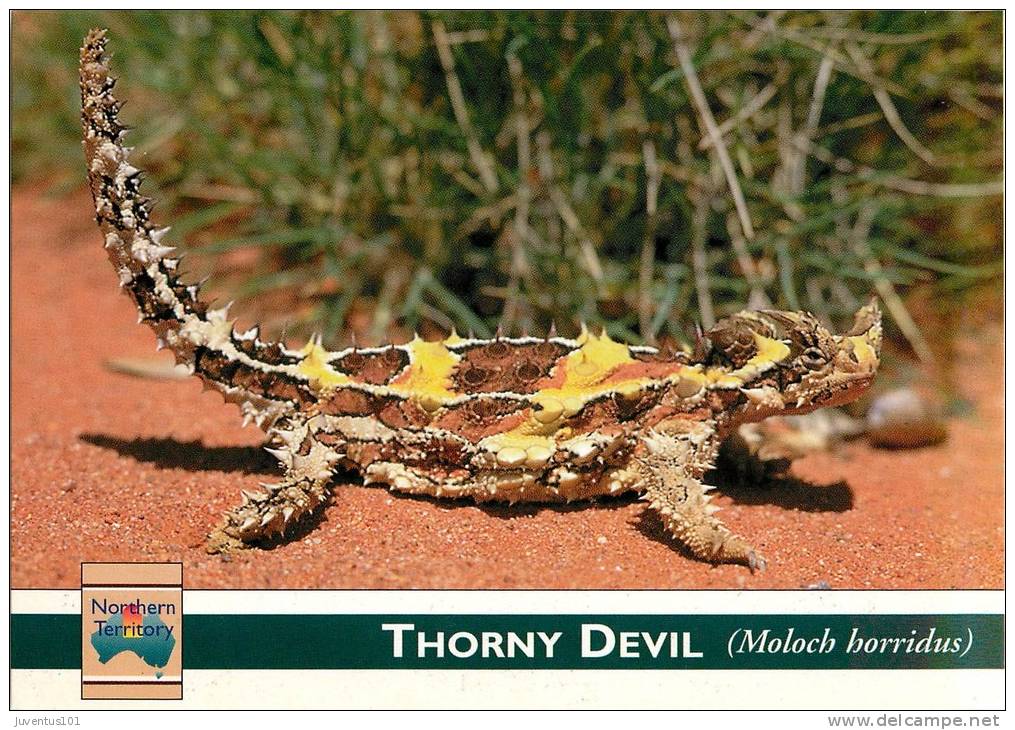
[844,43,938,167]
[502,50,532,332]
[880,178,1003,198]
[777,26,910,97]
[725,212,769,308]
[689,185,715,329]
[788,43,836,198]
[535,131,604,285]
[697,82,777,151]
[668,15,755,242]
[804,26,942,45]
[104,357,193,381]
[741,10,787,49]
[849,203,933,362]
[433,20,498,195]
[947,86,995,121]
[800,139,1003,197]
[638,139,662,342]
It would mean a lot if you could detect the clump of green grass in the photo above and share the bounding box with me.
[12,10,1002,353]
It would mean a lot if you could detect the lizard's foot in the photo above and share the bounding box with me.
[207,432,342,552]
[644,488,767,572]
[206,474,332,552]
[704,527,767,572]
[206,526,249,555]
[637,429,766,571]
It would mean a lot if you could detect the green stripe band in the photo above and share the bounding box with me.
[11,614,1002,670]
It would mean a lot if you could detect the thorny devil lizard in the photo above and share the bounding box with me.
[80,29,881,571]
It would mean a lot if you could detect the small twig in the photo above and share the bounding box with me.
[668,15,755,242]
[639,139,662,342]
[844,43,938,166]
[432,20,498,194]
[849,203,933,362]
[697,82,778,151]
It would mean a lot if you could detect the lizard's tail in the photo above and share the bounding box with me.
[80,28,309,430]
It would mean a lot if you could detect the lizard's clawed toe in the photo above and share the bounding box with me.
[747,551,767,573]
[206,527,249,555]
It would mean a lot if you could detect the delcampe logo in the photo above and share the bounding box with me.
[80,563,183,700]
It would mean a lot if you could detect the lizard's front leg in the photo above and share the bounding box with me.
[207,417,342,553]
[636,424,766,571]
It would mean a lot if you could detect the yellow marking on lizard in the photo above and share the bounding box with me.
[556,330,638,393]
[707,332,792,387]
[442,329,467,347]
[706,371,744,388]
[389,336,461,411]
[297,342,351,391]
[480,431,556,456]
[746,332,792,368]
[501,331,688,442]
[847,334,878,366]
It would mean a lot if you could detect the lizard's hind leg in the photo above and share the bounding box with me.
[637,427,766,572]
[207,417,343,553]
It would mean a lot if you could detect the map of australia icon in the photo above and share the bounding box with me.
[90,603,177,678]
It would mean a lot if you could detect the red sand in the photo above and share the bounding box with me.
[10,189,1004,589]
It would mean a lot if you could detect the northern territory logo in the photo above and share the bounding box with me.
[81,562,182,700]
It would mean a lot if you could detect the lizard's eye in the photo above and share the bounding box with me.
[800,347,827,369]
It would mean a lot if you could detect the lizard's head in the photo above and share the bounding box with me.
[762,299,882,414]
[696,299,882,423]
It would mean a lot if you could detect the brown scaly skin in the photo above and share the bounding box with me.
[81,30,882,571]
